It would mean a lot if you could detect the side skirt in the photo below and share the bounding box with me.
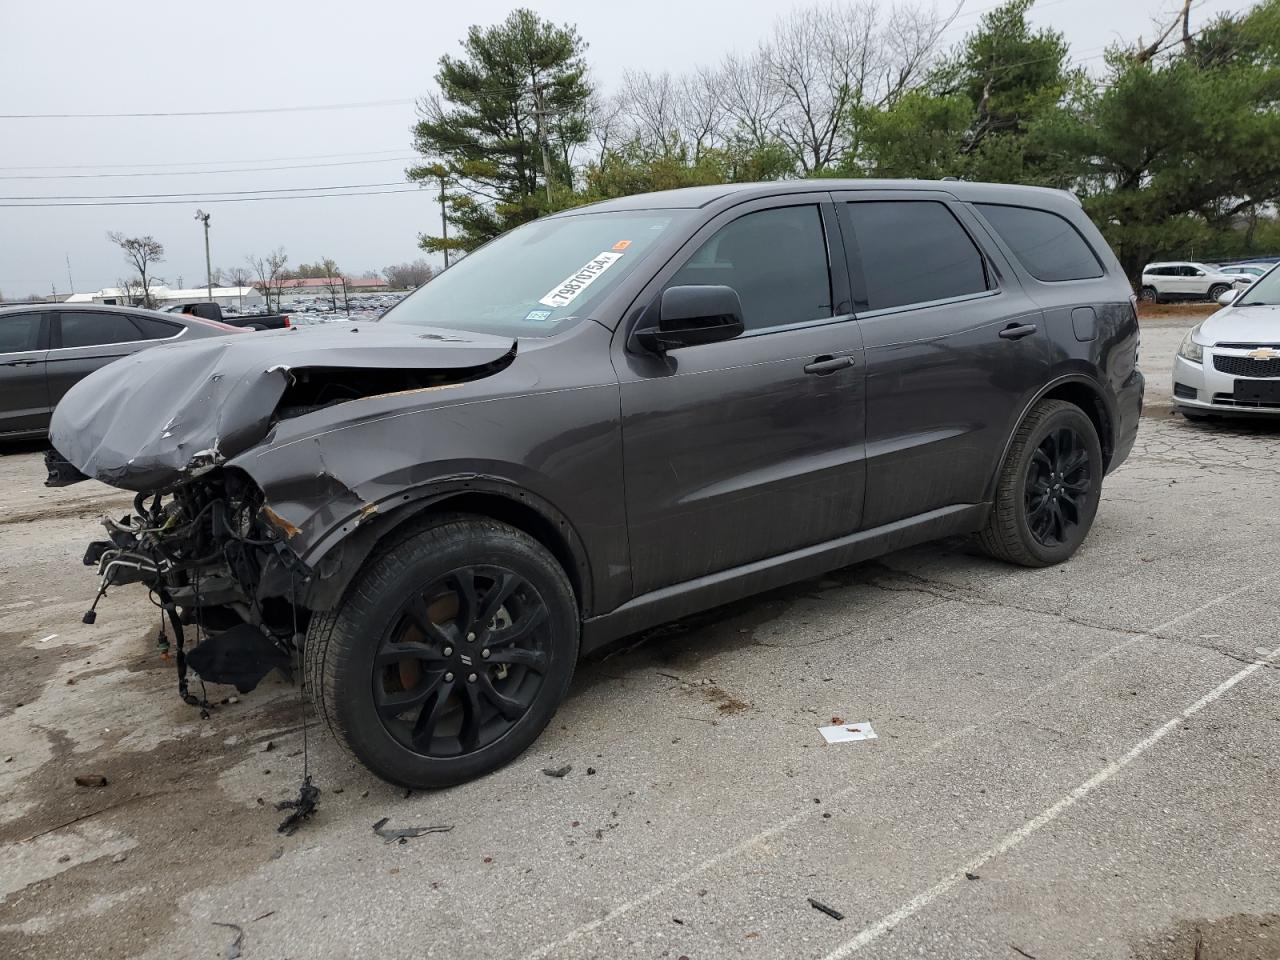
[580,502,990,654]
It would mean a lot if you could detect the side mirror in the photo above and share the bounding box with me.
[634,285,745,353]
[1218,289,1239,306]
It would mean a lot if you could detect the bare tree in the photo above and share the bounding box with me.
[678,65,729,161]
[619,70,683,157]
[107,232,165,308]
[320,257,344,311]
[721,49,787,152]
[383,259,435,289]
[246,247,290,313]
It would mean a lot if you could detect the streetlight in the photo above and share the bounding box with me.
[194,209,212,303]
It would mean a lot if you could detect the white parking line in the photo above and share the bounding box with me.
[820,640,1280,959]
[522,573,1279,960]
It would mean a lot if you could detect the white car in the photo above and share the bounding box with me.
[1141,261,1251,303]
[1218,263,1270,281]
[1173,271,1280,418]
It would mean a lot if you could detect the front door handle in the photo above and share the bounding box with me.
[998,322,1038,340]
[3,359,38,367]
[803,354,855,375]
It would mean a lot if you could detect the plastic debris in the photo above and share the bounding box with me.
[74,774,108,788]
[818,722,878,744]
[808,898,844,920]
[275,776,319,835]
[371,818,454,843]
[542,764,572,778]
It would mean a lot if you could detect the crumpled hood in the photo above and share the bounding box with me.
[50,323,516,492]
[1198,304,1280,344]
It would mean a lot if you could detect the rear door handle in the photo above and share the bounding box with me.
[803,354,855,375]
[998,323,1038,340]
[3,359,38,366]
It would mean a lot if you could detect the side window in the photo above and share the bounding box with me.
[668,205,832,333]
[131,315,182,339]
[0,313,41,353]
[974,204,1104,282]
[59,312,145,349]
[845,201,988,311]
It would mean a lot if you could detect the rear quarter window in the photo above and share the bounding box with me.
[976,203,1104,283]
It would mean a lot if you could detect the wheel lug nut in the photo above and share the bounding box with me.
[481,648,490,659]
[444,671,454,682]
[466,632,476,642]
[467,673,477,683]
[443,646,453,656]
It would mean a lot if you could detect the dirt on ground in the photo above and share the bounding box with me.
[1131,913,1280,960]
[1137,302,1219,326]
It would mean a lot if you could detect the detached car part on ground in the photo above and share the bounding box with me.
[48,180,1143,789]
[1174,268,1280,418]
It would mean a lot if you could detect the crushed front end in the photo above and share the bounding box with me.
[76,468,308,704]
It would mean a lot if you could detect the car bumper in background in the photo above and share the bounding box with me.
[1173,349,1280,416]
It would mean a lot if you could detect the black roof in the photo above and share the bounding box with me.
[556,179,1080,217]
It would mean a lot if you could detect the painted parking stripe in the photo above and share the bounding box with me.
[820,640,1280,959]
[522,572,1280,960]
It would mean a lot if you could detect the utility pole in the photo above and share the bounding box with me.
[530,76,555,207]
[438,171,450,270]
[65,254,74,295]
[194,209,213,302]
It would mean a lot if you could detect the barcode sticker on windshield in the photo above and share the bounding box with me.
[539,252,623,308]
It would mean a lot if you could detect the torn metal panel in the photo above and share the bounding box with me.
[49,323,517,493]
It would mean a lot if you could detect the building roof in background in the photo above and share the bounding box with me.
[276,276,389,289]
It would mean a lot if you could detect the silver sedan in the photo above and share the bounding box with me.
[1173,265,1280,419]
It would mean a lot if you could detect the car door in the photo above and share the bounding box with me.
[832,190,1050,528]
[615,195,867,596]
[47,310,158,407]
[0,310,51,435]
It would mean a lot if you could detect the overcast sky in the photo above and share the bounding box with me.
[0,0,1249,297]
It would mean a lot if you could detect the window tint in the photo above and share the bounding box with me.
[59,312,144,348]
[0,313,41,353]
[975,204,1103,282]
[845,201,988,311]
[132,315,182,339]
[669,205,831,332]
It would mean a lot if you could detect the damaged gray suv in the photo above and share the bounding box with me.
[49,181,1143,788]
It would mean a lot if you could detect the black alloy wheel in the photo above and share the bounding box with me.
[1023,427,1092,547]
[305,515,578,789]
[373,565,550,758]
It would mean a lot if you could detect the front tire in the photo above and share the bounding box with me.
[1207,283,1231,302]
[979,400,1103,567]
[1139,285,1158,303]
[305,515,579,789]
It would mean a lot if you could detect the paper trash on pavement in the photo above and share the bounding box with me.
[819,722,877,744]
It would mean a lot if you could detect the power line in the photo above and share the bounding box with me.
[0,98,415,120]
[0,148,412,172]
[0,156,419,180]
[1,181,412,201]
[0,187,424,208]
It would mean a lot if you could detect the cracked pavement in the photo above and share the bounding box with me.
[3,314,1280,960]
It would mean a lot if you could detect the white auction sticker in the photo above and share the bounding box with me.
[538,251,623,308]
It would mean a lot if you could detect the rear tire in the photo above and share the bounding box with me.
[979,400,1103,568]
[305,514,578,789]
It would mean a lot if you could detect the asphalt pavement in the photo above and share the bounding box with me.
[2,312,1278,960]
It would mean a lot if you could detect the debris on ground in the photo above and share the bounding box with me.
[542,764,572,778]
[111,852,127,864]
[260,740,275,753]
[1010,945,1037,959]
[212,921,244,959]
[586,767,596,775]
[818,722,878,744]
[275,776,319,835]
[965,871,981,880]
[808,898,844,920]
[74,774,108,788]
[371,817,454,843]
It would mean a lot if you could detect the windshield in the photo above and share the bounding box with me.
[1234,264,1280,305]
[380,210,688,337]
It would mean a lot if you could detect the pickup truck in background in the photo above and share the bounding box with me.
[164,301,292,331]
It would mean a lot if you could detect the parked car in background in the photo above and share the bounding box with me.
[0,303,244,439]
[1174,269,1280,419]
[1140,262,1251,303]
[163,301,292,331]
[1217,263,1270,281]
[50,179,1143,789]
